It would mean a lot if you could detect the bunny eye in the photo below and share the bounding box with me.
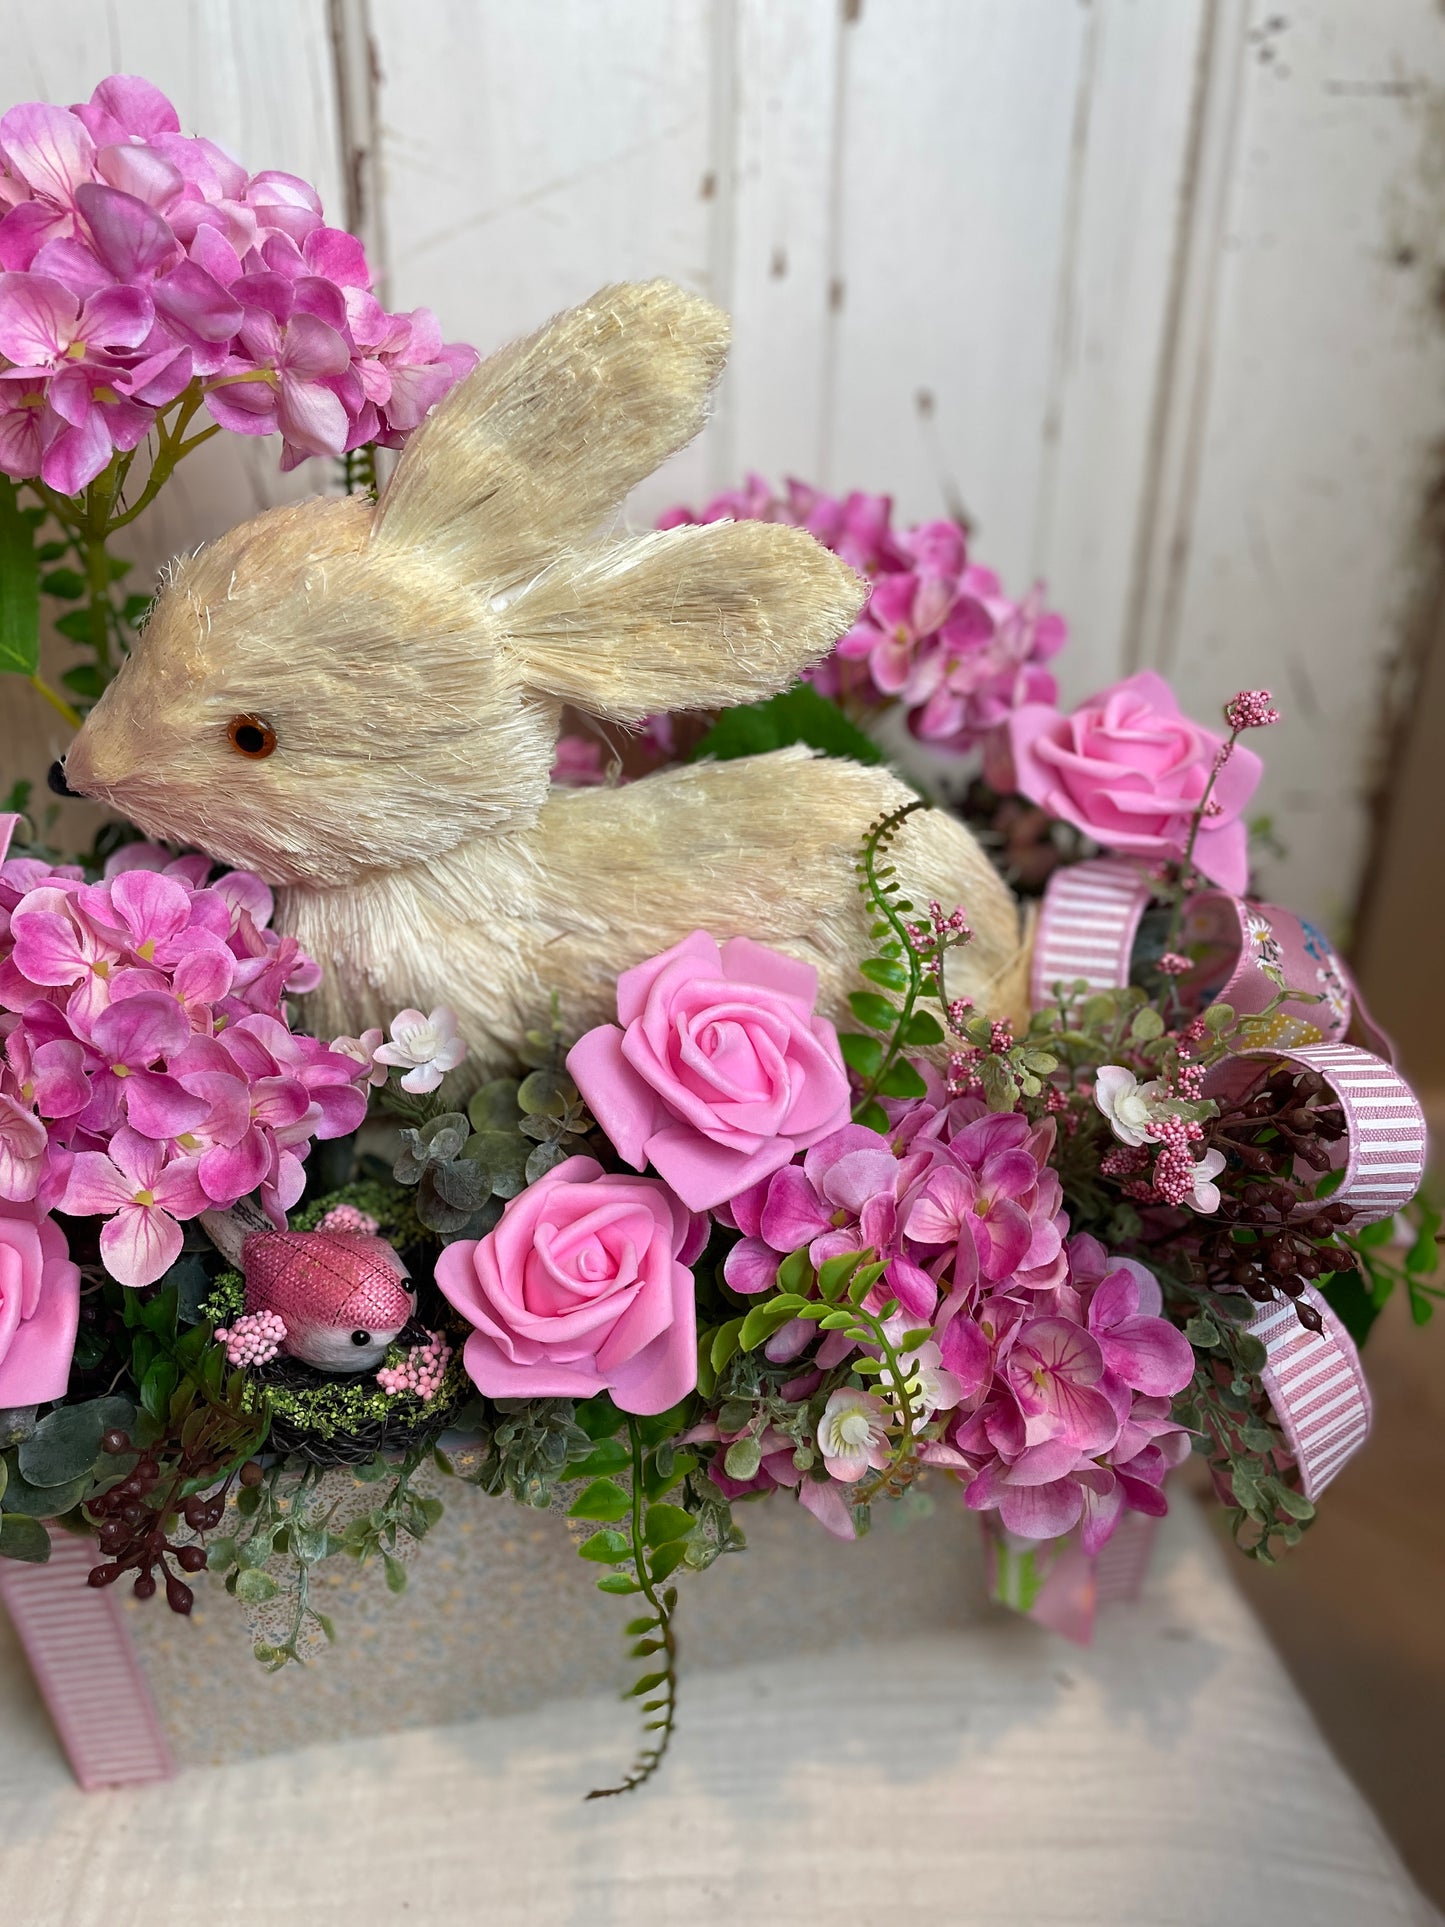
[227,714,277,759]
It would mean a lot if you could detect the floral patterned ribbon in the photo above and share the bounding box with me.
[0,1526,173,1788]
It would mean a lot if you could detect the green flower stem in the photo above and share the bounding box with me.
[850,1303,923,1503]
[29,673,82,729]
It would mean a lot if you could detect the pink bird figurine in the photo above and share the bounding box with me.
[202,1204,416,1372]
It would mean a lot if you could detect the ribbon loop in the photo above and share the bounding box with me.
[1250,1284,1372,1501]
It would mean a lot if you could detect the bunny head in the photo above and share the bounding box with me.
[63,282,866,887]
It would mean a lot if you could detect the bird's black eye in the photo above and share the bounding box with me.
[351,1329,372,1347]
[227,714,277,758]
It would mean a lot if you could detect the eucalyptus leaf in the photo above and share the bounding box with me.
[19,1396,134,1487]
[0,1513,50,1563]
[468,1078,522,1131]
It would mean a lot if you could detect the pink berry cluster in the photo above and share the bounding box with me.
[1224,688,1281,731]
[316,1202,380,1236]
[658,477,1065,756]
[214,1309,286,1369]
[0,840,371,1287]
[376,1331,452,1402]
[0,75,476,491]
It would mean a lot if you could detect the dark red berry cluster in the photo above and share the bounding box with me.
[1194,1066,1356,1332]
[85,1428,237,1613]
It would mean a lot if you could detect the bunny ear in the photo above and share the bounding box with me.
[370,280,729,586]
[502,521,866,720]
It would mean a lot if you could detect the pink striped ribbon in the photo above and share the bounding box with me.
[0,1527,173,1789]
[1026,861,1431,1568]
[1029,858,1151,1006]
[1249,1285,1372,1500]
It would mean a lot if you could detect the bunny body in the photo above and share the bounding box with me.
[63,281,1028,1079]
[279,747,1026,1078]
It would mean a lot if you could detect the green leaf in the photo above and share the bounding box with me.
[723,1434,762,1481]
[738,1300,802,1352]
[0,1514,50,1563]
[139,1357,178,1423]
[61,663,105,699]
[569,1478,632,1522]
[1319,1270,1381,1348]
[643,1503,693,1546]
[817,1250,863,1301]
[859,957,909,992]
[838,1031,884,1078]
[0,1462,90,1517]
[121,593,154,624]
[625,1615,660,1635]
[596,1573,641,1594]
[1130,1006,1165,1042]
[0,479,40,678]
[53,608,94,643]
[628,1671,668,1698]
[902,1009,945,1046]
[709,1317,743,1374]
[577,1528,633,1565]
[1405,1220,1440,1277]
[574,1395,624,1441]
[383,1552,408,1594]
[40,567,85,599]
[877,1059,927,1099]
[1357,1218,1395,1250]
[467,1077,522,1131]
[234,1568,279,1604]
[776,1246,813,1294]
[848,990,898,1034]
[689,682,884,766]
[18,1395,133,1487]
[570,1438,632,1478]
[854,1098,889,1135]
[647,1538,691,1580]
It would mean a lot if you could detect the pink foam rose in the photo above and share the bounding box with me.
[0,1197,80,1404]
[567,931,851,1212]
[1006,670,1262,894]
[435,1155,703,1414]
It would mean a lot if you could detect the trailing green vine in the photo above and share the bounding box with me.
[838,801,950,1130]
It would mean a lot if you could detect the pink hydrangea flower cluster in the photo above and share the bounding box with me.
[0,74,476,489]
[376,1330,452,1402]
[701,1078,1192,1552]
[658,476,1064,757]
[0,838,370,1287]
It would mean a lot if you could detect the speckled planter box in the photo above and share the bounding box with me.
[115,1468,988,1770]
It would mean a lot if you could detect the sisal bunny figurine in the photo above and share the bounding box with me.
[61,280,1029,1083]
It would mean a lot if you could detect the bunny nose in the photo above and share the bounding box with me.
[47,759,79,798]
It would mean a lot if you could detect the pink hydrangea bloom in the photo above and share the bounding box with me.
[0,822,372,1288]
[0,75,475,484]
[658,477,1064,758]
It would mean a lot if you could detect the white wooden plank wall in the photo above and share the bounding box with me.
[3,0,1444,938]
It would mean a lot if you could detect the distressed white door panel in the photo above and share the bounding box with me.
[367,0,721,520]
[1133,2,1445,928]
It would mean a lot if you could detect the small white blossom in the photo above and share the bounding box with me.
[1093,1065,1167,1147]
[372,1007,469,1094]
[331,1026,390,1088]
[1187,1148,1227,1214]
[816,1387,889,1483]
